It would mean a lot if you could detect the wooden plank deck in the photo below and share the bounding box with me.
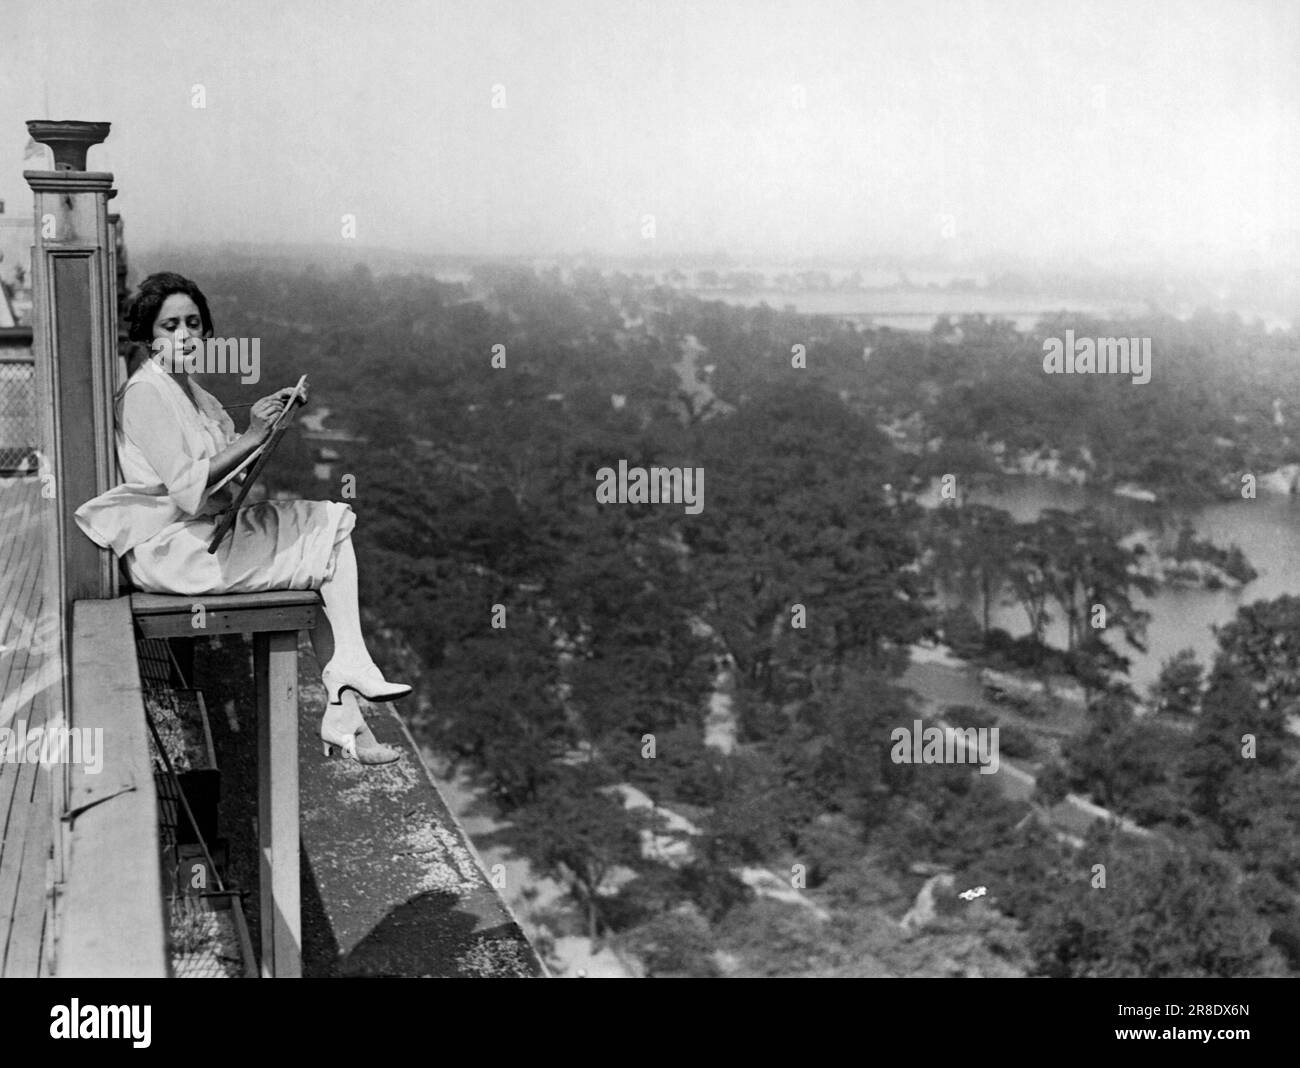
[0,477,57,976]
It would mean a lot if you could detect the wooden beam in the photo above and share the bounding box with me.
[131,590,323,616]
[136,605,318,639]
[255,629,301,977]
[131,591,320,639]
[59,597,167,977]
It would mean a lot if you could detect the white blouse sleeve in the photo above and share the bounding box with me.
[119,379,211,515]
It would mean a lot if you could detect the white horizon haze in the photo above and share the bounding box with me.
[0,0,1295,274]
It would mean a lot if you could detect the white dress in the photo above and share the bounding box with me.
[74,358,354,596]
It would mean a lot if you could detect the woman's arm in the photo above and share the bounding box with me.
[205,388,297,487]
[205,426,269,488]
[120,381,293,509]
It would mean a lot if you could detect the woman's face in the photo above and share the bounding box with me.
[151,293,208,366]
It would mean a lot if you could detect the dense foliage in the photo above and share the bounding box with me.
[187,255,1299,977]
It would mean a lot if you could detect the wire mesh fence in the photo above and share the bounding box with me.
[168,896,245,978]
[139,635,256,978]
[0,358,36,474]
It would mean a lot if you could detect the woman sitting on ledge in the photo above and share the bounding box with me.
[75,271,406,765]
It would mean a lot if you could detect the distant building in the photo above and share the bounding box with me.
[0,218,33,326]
[0,275,15,328]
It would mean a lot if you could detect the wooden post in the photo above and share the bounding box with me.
[23,120,122,932]
[23,120,122,715]
[255,630,302,977]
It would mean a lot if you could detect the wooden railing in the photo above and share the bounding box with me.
[58,597,167,976]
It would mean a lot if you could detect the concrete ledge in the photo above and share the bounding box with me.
[184,630,546,977]
[293,643,545,977]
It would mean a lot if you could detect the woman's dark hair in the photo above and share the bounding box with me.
[125,272,214,344]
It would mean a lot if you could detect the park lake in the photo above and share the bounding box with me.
[941,475,1300,694]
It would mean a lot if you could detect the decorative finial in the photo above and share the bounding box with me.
[25,120,111,171]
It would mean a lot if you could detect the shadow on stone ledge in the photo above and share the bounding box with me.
[197,634,544,978]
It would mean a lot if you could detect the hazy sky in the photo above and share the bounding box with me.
[1,0,1296,269]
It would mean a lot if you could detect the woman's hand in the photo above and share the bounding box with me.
[248,385,307,438]
[248,394,285,438]
[278,382,309,407]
